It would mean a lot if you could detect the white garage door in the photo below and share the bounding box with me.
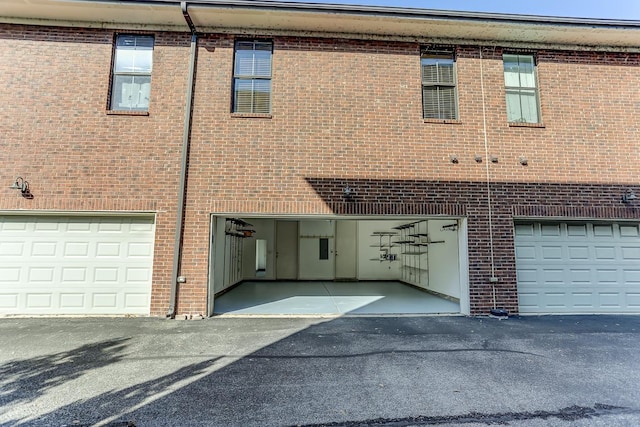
[0,215,155,315]
[515,222,640,314]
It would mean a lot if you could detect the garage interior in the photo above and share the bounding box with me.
[209,217,465,316]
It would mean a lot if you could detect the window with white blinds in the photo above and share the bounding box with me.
[110,35,153,111]
[503,54,540,123]
[233,40,272,114]
[421,50,457,120]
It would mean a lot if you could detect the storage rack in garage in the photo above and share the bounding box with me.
[370,231,398,261]
[393,220,444,287]
[223,218,255,287]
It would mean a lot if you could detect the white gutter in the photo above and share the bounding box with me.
[2,0,639,50]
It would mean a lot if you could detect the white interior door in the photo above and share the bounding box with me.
[276,221,298,280]
[298,220,335,280]
[335,220,357,279]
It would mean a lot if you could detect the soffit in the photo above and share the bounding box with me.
[1,0,639,49]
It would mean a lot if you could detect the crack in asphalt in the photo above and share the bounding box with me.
[290,404,636,426]
[246,348,545,359]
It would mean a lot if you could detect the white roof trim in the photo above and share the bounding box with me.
[1,0,639,50]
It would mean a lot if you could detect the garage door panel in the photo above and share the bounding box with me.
[515,245,537,260]
[26,293,53,308]
[94,267,120,283]
[125,293,149,308]
[568,246,589,260]
[0,294,19,308]
[128,242,153,257]
[623,270,640,284]
[516,221,640,314]
[572,292,594,308]
[64,242,90,257]
[61,267,88,283]
[596,269,618,284]
[599,292,622,308]
[515,224,535,237]
[516,268,538,284]
[542,269,565,284]
[567,224,588,237]
[542,292,567,308]
[593,225,614,237]
[0,267,21,283]
[627,293,640,308]
[0,215,154,315]
[622,247,640,260]
[96,242,122,257]
[97,220,125,232]
[0,241,24,256]
[620,225,639,237]
[541,245,563,260]
[66,220,92,232]
[594,246,616,260]
[541,224,561,236]
[28,267,55,282]
[518,292,540,309]
[126,267,151,283]
[60,293,85,308]
[31,241,57,257]
[93,293,118,308]
[34,220,61,232]
[130,219,155,232]
[1,219,27,231]
[569,269,592,284]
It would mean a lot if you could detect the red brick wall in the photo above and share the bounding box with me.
[183,36,640,315]
[0,25,191,316]
[2,25,639,316]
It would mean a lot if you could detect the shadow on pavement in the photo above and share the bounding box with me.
[2,316,640,426]
[0,338,129,417]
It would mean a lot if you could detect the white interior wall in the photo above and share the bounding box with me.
[242,218,275,280]
[213,217,228,294]
[357,220,405,280]
[458,218,470,315]
[299,220,335,280]
[427,219,461,299]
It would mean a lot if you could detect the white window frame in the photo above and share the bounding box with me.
[421,49,458,120]
[232,40,273,114]
[503,53,541,124]
[110,34,154,112]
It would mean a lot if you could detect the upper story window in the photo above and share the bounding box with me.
[110,35,154,112]
[421,49,458,120]
[503,54,540,123]
[233,40,272,114]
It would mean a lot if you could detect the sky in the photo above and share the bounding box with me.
[277,0,640,20]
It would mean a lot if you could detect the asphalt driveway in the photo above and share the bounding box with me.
[0,315,639,426]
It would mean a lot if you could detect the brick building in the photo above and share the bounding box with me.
[1,0,639,317]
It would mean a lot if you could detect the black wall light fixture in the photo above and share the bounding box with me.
[9,177,33,198]
[343,185,355,200]
[622,189,637,204]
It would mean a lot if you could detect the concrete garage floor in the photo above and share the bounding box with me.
[213,280,460,315]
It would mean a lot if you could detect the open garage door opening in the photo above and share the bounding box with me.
[208,217,468,316]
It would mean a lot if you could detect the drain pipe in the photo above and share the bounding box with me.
[479,46,507,318]
[168,1,197,318]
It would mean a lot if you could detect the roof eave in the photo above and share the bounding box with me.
[1,0,639,50]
